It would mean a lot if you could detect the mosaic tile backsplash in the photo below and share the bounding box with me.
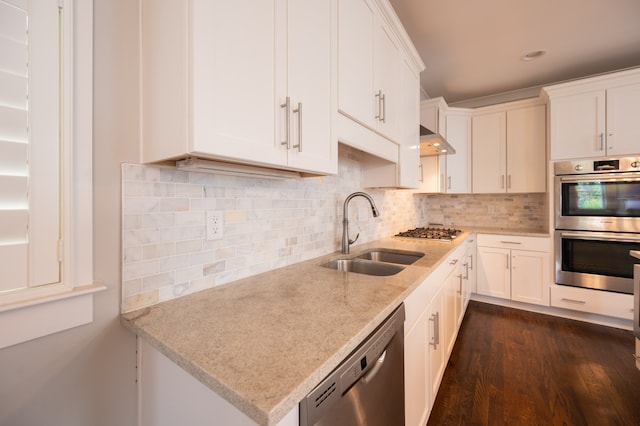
[121,147,547,312]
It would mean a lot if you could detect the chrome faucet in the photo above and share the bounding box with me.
[342,192,380,254]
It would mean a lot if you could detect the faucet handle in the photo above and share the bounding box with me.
[349,233,360,245]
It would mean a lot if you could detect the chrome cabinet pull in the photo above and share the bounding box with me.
[449,259,458,266]
[381,93,386,123]
[599,132,604,151]
[429,312,440,349]
[292,102,302,152]
[418,163,424,182]
[280,97,291,149]
[464,262,469,280]
[457,273,463,294]
[500,240,522,245]
[375,90,382,121]
[561,297,587,305]
[469,254,473,270]
[448,176,452,190]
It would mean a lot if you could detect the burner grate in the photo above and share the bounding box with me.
[395,227,461,241]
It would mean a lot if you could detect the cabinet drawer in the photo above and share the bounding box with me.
[477,233,550,252]
[550,285,634,320]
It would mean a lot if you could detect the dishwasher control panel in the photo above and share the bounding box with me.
[339,322,397,391]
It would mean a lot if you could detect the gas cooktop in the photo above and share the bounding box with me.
[395,227,462,242]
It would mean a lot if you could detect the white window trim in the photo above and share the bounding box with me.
[0,0,104,349]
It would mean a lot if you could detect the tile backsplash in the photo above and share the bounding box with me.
[121,146,426,312]
[423,193,548,231]
[121,147,548,312]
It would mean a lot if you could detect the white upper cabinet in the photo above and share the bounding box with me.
[374,19,401,142]
[397,57,421,188]
[418,99,471,194]
[443,112,472,193]
[605,83,640,156]
[140,0,336,175]
[544,68,640,160]
[472,100,546,194]
[338,0,376,128]
[506,104,546,193]
[343,0,425,188]
[338,0,402,143]
[472,111,506,193]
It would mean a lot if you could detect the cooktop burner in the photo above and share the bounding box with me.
[395,227,462,241]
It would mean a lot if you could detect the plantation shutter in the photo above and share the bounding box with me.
[0,0,61,292]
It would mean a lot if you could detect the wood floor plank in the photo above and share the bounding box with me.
[427,301,640,426]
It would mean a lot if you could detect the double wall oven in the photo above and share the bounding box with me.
[554,157,640,295]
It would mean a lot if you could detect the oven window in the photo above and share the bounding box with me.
[561,181,640,217]
[561,238,639,279]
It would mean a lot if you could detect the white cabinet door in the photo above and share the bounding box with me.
[374,20,400,142]
[465,235,477,296]
[418,155,440,193]
[472,112,506,193]
[549,89,605,160]
[337,0,375,129]
[427,285,445,408]
[404,309,429,426]
[606,82,640,157]
[398,58,420,188]
[511,249,549,306]
[286,0,335,174]
[442,268,459,357]
[506,105,546,193]
[444,112,471,193]
[191,0,286,166]
[476,246,511,298]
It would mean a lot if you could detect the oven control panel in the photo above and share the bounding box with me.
[555,156,640,175]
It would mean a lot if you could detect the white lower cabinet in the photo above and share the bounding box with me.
[427,284,445,410]
[550,284,634,320]
[404,238,472,426]
[476,234,550,306]
[404,306,430,426]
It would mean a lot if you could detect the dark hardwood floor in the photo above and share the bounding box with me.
[427,300,640,426]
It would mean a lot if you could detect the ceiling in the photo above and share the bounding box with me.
[389,0,640,106]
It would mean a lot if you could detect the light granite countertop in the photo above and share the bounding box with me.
[121,230,524,425]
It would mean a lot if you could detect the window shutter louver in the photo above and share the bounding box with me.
[0,0,61,292]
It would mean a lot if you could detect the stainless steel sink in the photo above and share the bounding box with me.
[357,249,424,265]
[322,259,405,276]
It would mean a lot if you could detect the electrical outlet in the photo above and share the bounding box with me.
[206,210,224,240]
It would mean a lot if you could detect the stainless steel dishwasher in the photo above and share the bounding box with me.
[300,304,405,426]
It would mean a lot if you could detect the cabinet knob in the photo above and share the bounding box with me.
[574,164,583,172]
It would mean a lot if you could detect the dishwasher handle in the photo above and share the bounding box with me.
[361,350,387,385]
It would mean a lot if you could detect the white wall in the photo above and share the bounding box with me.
[0,1,139,425]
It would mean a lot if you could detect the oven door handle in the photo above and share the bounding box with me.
[558,174,640,183]
[560,231,640,243]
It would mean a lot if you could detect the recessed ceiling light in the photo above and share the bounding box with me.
[522,50,546,61]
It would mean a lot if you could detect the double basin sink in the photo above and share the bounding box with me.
[322,249,424,276]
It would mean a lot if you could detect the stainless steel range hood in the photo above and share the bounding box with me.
[420,125,456,156]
